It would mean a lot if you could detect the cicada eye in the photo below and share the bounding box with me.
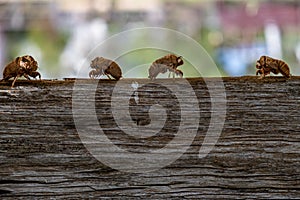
[177,56,183,64]
[256,60,262,68]
[22,57,28,62]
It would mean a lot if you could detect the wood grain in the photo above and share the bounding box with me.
[0,77,299,199]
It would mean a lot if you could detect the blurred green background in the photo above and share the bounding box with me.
[0,0,299,79]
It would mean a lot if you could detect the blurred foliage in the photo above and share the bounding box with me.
[6,26,68,77]
[27,28,69,76]
[6,31,26,60]
[2,0,300,78]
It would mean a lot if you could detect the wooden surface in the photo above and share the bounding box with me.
[0,77,299,199]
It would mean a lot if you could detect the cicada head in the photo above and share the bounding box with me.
[177,56,184,66]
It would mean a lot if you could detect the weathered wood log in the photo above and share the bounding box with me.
[0,77,299,199]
